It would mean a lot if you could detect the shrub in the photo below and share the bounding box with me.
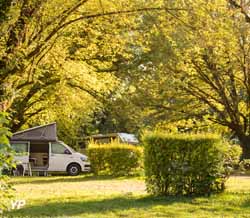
[87,142,143,176]
[0,113,14,212]
[239,159,250,171]
[224,144,242,171]
[143,132,239,196]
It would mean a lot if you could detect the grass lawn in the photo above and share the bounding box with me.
[4,175,250,218]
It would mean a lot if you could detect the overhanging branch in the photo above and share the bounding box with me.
[27,6,186,61]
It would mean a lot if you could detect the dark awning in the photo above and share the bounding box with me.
[11,123,58,142]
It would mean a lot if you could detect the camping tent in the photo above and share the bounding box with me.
[11,123,58,142]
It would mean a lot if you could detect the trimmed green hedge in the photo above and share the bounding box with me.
[87,142,143,176]
[143,133,240,196]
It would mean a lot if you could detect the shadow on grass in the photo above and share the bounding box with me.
[10,174,131,185]
[6,195,194,218]
[6,192,250,217]
[239,198,250,208]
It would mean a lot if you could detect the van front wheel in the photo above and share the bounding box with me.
[67,163,81,176]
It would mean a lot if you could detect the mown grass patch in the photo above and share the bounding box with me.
[4,175,250,218]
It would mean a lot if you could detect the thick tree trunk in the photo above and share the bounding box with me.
[238,135,250,159]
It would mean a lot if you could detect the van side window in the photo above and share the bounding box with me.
[11,143,28,154]
[51,143,70,154]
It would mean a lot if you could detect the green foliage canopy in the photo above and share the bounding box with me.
[0,0,175,132]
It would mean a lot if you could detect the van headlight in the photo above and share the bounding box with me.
[80,156,88,162]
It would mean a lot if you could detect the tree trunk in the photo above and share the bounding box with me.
[238,135,250,159]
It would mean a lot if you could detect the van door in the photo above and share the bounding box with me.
[11,141,30,164]
[48,142,73,171]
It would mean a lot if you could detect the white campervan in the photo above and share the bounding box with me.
[10,123,90,176]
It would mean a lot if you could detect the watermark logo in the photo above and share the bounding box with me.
[11,200,26,210]
[0,199,26,214]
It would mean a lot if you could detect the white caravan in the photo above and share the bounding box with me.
[10,123,90,176]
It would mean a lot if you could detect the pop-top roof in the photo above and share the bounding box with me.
[11,122,58,142]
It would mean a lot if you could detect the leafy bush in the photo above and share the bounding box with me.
[0,113,14,212]
[224,144,242,171]
[87,142,143,176]
[143,132,240,196]
[239,159,250,171]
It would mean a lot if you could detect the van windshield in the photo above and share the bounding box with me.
[60,142,76,153]
[68,146,76,153]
